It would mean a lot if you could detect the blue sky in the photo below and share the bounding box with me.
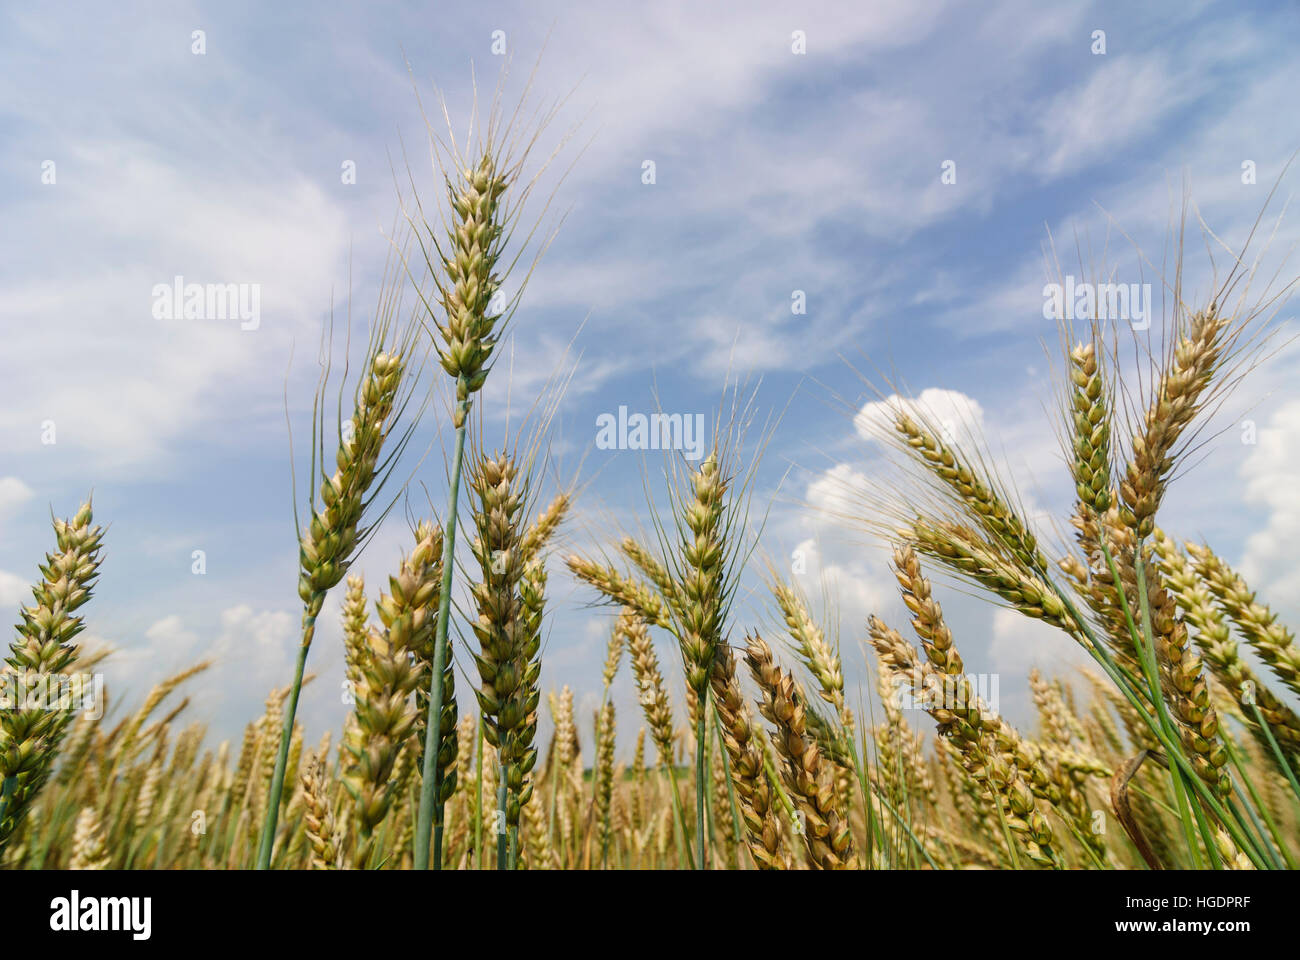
[2,0,1299,754]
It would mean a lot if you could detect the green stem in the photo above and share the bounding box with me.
[762,753,798,823]
[865,777,941,870]
[1188,794,1222,869]
[1222,733,1294,868]
[853,718,884,864]
[1096,538,1201,866]
[475,715,485,870]
[711,709,745,869]
[841,720,938,870]
[1128,547,1206,868]
[1251,702,1300,807]
[414,398,469,870]
[989,790,1021,870]
[1129,783,1181,820]
[1059,547,1267,867]
[1056,813,1110,870]
[695,688,707,870]
[1229,778,1282,870]
[664,764,691,868]
[496,760,508,871]
[255,620,312,869]
[0,774,17,838]
[701,715,716,868]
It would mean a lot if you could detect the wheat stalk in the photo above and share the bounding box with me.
[408,73,563,865]
[259,294,418,868]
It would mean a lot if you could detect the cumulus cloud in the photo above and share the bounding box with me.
[211,606,297,665]
[854,388,986,447]
[144,615,201,652]
[789,537,893,630]
[791,465,901,668]
[100,605,307,734]
[805,462,872,521]
[1238,399,1300,607]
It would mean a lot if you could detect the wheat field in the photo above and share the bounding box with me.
[3,78,1299,874]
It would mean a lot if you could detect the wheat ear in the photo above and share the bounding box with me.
[300,756,338,870]
[894,411,1050,575]
[1185,542,1300,699]
[259,327,414,868]
[564,555,674,629]
[0,499,104,851]
[745,633,855,869]
[710,644,783,869]
[69,806,110,870]
[343,524,439,866]
[1120,306,1229,538]
[413,132,519,868]
[1157,536,1300,759]
[466,452,536,868]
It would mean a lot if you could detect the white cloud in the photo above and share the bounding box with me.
[0,570,28,607]
[988,606,1092,677]
[0,477,33,516]
[209,605,299,685]
[791,537,893,631]
[1238,399,1300,605]
[144,615,201,650]
[102,606,303,731]
[0,150,350,475]
[805,462,871,520]
[107,615,202,681]
[854,387,985,445]
[1037,56,1192,178]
